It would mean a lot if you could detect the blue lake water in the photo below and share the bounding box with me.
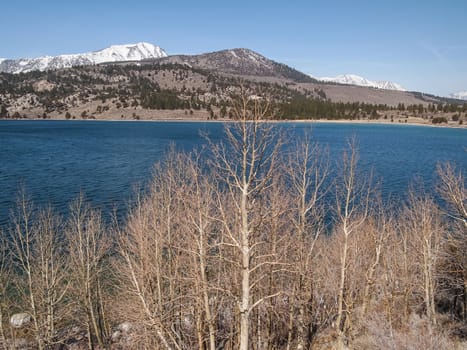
[0,120,466,227]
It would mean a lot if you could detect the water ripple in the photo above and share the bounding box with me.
[0,120,466,227]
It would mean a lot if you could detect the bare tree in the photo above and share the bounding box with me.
[251,173,292,349]
[118,152,189,350]
[437,163,467,230]
[211,93,283,350]
[66,196,110,349]
[0,231,12,349]
[285,137,329,350]
[402,190,443,328]
[437,163,467,321]
[180,154,220,350]
[333,138,372,349]
[359,200,393,319]
[10,194,69,349]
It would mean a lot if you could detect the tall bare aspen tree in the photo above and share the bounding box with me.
[286,138,329,349]
[67,196,110,349]
[118,152,189,350]
[403,191,443,328]
[0,232,12,349]
[212,93,281,350]
[437,163,467,321]
[11,195,69,349]
[334,139,371,349]
[359,201,393,319]
[181,155,219,350]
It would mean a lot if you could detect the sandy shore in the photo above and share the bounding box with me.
[2,115,466,129]
[288,118,467,129]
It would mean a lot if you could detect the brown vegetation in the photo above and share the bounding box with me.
[0,98,466,349]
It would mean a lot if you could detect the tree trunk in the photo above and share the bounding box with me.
[361,244,382,318]
[296,304,306,350]
[196,311,204,350]
[0,306,9,350]
[199,223,216,350]
[335,226,349,341]
[286,300,294,350]
[463,281,467,321]
[239,187,250,350]
[86,320,94,350]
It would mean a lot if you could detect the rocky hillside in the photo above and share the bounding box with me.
[156,48,317,83]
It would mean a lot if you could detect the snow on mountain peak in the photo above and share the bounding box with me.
[89,42,167,64]
[375,80,406,91]
[0,42,168,74]
[318,74,406,91]
[450,91,467,100]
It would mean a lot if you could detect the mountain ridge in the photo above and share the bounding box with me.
[0,43,457,99]
[1,44,404,91]
[153,48,318,83]
[319,74,405,91]
[450,91,467,100]
[0,42,167,74]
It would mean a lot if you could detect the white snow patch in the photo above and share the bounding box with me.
[318,74,406,91]
[450,91,467,100]
[75,42,167,64]
[248,54,258,63]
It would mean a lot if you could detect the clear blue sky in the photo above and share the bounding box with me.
[1,0,466,97]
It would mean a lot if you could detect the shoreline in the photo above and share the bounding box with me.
[1,116,466,130]
[289,118,467,130]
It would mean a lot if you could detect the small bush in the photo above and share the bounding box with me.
[432,117,447,124]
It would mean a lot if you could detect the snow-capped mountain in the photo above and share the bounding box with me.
[319,74,406,91]
[450,91,467,100]
[0,42,167,74]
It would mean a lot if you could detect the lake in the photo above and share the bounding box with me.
[0,120,466,227]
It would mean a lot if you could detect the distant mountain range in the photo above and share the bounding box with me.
[450,91,467,100]
[1,43,465,99]
[318,74,406,91]
[0,42,167,74]
[0,42,463,110]
[0,44,409,93]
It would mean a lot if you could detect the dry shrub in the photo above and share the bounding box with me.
[352,312,457,350]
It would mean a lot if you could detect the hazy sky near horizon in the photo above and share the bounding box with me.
[1,0,466,97]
